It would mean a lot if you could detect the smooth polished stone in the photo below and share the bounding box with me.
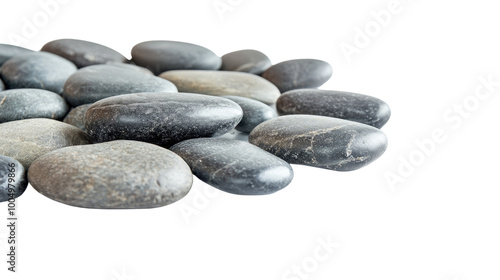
[0,78,4,91]
[0,155,28,202]
[223,96,277,133]
[221,49,272,75]
[105,62,154,75]
[0,44,33,66]
[63,104,92,131]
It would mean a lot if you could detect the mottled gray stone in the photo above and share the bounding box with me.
[249,115,388,171]
[221,49,272,75]
[223,96,277,133]
[262,59,332,92]
[217,129,250,142]
[41,39,127,68]
[160,70,280,104]
[63,104,92,131]
[28,140,193,209]
[63,64,177,106]
[277,89,391,128]
[0,44,33,66]
[131,40,222,75]
[0,118,91,168]
[105,62,154,75]
[0,156,28,202]
[170,138,293,195]
[0,89,69,123]
[85,92,243,147]
[0,78,4,91]
[0,52,77,94]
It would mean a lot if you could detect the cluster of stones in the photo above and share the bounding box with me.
[0,39,390,208]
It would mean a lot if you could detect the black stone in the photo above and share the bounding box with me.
[221,49,272,75]
[223,96,277,133]
[63,104,92,131]
[0,44,33,66]
[170,138,293,195]
[249,115,388,171]
[0,155,28,202]
[277,89,391,128]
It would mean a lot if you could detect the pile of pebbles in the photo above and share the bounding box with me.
[0,39,390,208]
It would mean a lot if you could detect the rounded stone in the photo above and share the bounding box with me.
[28,140,193,209]
[223,96,277,133]
[221,49,272,75]
[0,78,4,91]
[0,155,28,202]
[63,104,92,131]
[170,138,293,195]
[0,44,33,66]
[105,62,154,75]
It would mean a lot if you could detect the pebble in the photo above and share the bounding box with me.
[223,96,277,133]
[0,155,28,202]
[217,129,249,142]
[170,138,293,195]
[105,62,154,75]
[0,44,33,66]
[0,52,77,94]
[0,118,91,168]
[277,89,391,128]
[63,104,92,131]
[159,70,280,104]
[41,39,128,68]
[85,92,243,147]
[0,78,4,91]
[249,115,388,171]
[63,64,177,107]
[0,89,69,123]
[221,49,272,75]
[131,40,222,75]
[262,59,332,92]
[28,140,193,209]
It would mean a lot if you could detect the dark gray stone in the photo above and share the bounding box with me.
[85,92,243,147]
[0,118,91,168]
[63,104,92,131]
[0,52,77,94]
[277,89,391,128]
[221,49,272,75]
[217,129,249,142]
[28,140,193,209]
[159,70,280,104]
[41,39,128,68]
[0,78,4,91]
[0,89,69,123]
[249,115,388,171]
[105,62,154,75]
[63,64,177,106]
[262,59,332,92]
[0,156,28,202]
[223,96,277,133]
[131,40,222,75]
[170,138,293,195]
[0,44,33,66]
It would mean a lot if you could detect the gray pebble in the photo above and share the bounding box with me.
[63,104,92,131]
[0,44,33,66]
[223,96,277,133]
[221,49,272,75]
[0,156,28,202]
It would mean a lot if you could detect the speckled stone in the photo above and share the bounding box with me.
[63,104,92,131]
[249,115,388,171]
[0,52,77,94]
[170,138,293,195]
[159,70,280,104]
[0,118,91,168]
[221,49,272,75]
[0,78,4,91]
[63,64,177,107]
[277,89,391,128]
[0,44,33,66]
[41,39,128,68]
[85,92,243,147]
[28,140,193,209]
[0,89,69,123]
[262,59,332,92]
[0,156,28,202]
[217,129,249,142]
[131,40,222,75]
[223,96,277,133]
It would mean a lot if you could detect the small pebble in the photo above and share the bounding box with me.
[63,104,92,131]
[105,62,154,75]
[221,49,272,75]
[0,155,28,202]
[0,44,33,66]
[223,96,277,133]
[0,78,4,91]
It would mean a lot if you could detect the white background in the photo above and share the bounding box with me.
[1,0,500,279]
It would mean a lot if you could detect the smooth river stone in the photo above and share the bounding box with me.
[249,115,388,171]
[41,39,128,68]
[63,64,177,106]
[170,138,293,195]
[277,89,391,129]
[63,104,92,131]
[28,140,193,209]
[223,96,277,133]
[0,78,4,91]
[262,59,333,92]
[105,62,154,75]
[0,118,91,168]
[159,70,280,104]
[131,40,222,75]
[85,92,243,147]
[0,156,28,202]
[0,89,69,123]
[221,49,272,75]
[0,44,33,66]
[0,52,77,94]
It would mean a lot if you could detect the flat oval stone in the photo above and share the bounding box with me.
[262,59,333,92]
[249,115,388,171]
[0,118,91,168]
[0,89,69,123]
[159,70,280,104]
[0,155,28,202]
[105,62,154,75]
[85,92,243,147]
[221,49,272,75]
[131,40,221,75]
[63,64,177,106]
[0,44,33,66]
[63,104,92,131]
[223,96,277,133]
[277,89,391,128]
[28,140,193,209]
[170,138,293,195]
[0,52,77,94]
